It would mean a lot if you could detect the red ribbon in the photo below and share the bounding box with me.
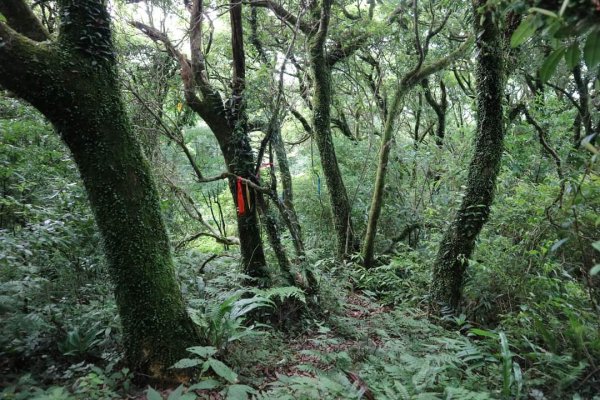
[236,177,245,216]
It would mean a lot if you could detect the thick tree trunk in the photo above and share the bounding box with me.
[60,97,199,380]
[223,147,270,284]
[0,0,199,380]
[309,0,356,259]
[429,0,505,313]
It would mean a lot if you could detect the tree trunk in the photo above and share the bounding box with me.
[256,192,294,284]
[361,39,472,268]
[271,124,306,259]
[429,0,505,313]
[222,145,270,284]
[361,81,409,267]
[308,0,356,259]
[0,0,199,380]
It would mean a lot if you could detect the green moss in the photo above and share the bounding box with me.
[1,0,200,380]
[430,1,505,312]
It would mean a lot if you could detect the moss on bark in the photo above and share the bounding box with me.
[429,0,505,313]
[309,0,356,259]
[0,1,200,380]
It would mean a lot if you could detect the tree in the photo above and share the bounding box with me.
[361,1,473,268]
[0,0,199,379]
[132,0,273,282]
[251,0,371,259]
[429,0,506,312]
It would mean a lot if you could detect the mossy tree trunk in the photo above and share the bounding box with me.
[272,125,306,260]
[0,0,199,380]
[361,38,472,268]
[133,1,270,281]
[308,0,357,259]
[429,0,505,313]
[249,4,305,263]
[251,0,374,260]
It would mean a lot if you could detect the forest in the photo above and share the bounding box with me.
[0,0,599,399]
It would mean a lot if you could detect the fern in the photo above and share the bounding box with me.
[251,286,306,304]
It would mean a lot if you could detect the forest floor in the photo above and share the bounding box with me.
[139,291,514,400]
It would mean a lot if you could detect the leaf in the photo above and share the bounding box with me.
[592,241,600,252]
[529,7,558,18]
[584,30,600,69]
[539,47,566,82]
[550,238,569,252]
[167,385,184,400]
[208,358,238,383]
[590,265,600,276]
[186,346,217,359]
[146,387,163,400]
[564,42,580,69]
[188,379,221,391]
[170,358,203,369]
[225,385,256,400]
[468,328,498,339]
[510,16,537,48]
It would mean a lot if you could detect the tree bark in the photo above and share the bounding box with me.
[422,78,448,147]
[0,0,199,380]
[271,125,305,259]
[361,39,472,268]
[429,0,505,313]
[133,1,270,281]
[308,0,357,259]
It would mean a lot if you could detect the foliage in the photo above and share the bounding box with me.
[1,0,599,398]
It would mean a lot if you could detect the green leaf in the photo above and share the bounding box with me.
[529,7,558,18]
[550,238,569,252]
[539,47,566,82]
[170,358,203,369]
[188,379,221,391]
[592,241,600,252]
[584,30,600,69]
[558,0,570,17]
[207,358,238,384]
[511,16,537,48]
[146,387,164,400]
[186,346,217,359]
[468,328,498,339]
[591,265,600,276]
[167,385,184,400]
[225,385,256,400]
[564,42,580,69]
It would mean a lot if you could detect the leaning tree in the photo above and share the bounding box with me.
[0,0,199,380]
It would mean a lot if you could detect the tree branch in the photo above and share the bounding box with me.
[131,20,231,141]
[0,0,49,41]
[248,0,312,34]
[0,21,56,106]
